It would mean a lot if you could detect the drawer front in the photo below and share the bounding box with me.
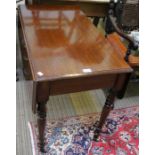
[50,74,117,95]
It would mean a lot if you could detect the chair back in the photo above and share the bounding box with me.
[115,0,139,31]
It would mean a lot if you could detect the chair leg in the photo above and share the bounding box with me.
[117,73,131,99]
[93,17,100,27]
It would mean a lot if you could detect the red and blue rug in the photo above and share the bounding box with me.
[28,106,139,155]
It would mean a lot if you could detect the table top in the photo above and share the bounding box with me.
[19,5,132,81]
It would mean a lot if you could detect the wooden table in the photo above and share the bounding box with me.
[18,5,132,152]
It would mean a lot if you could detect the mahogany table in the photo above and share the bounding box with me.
[18,5,132,152]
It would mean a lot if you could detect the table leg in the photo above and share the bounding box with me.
[37,102,47,153]
[93,74,128,140]
[93,89,116,140]
[35,82,50,153]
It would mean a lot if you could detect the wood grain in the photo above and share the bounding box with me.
[19,5,131,82]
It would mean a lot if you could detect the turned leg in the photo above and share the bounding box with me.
[37,102,47,153]
[93,89,116,140]
[34,82,50,152]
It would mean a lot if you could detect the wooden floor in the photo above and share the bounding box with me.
[16,15,139,155]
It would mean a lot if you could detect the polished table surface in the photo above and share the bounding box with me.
[19,5,131,82]
[18,5,132,152]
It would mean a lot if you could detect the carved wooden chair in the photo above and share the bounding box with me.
[104,0,139,98]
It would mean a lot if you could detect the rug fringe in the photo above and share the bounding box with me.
[28,122,36,155]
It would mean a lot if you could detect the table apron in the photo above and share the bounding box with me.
[49,74,117,95]
[32,73,129,113]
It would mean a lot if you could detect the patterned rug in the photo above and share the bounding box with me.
[28,106,139,155]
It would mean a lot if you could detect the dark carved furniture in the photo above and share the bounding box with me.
[18,5,132,152]
[105,0,139,98]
